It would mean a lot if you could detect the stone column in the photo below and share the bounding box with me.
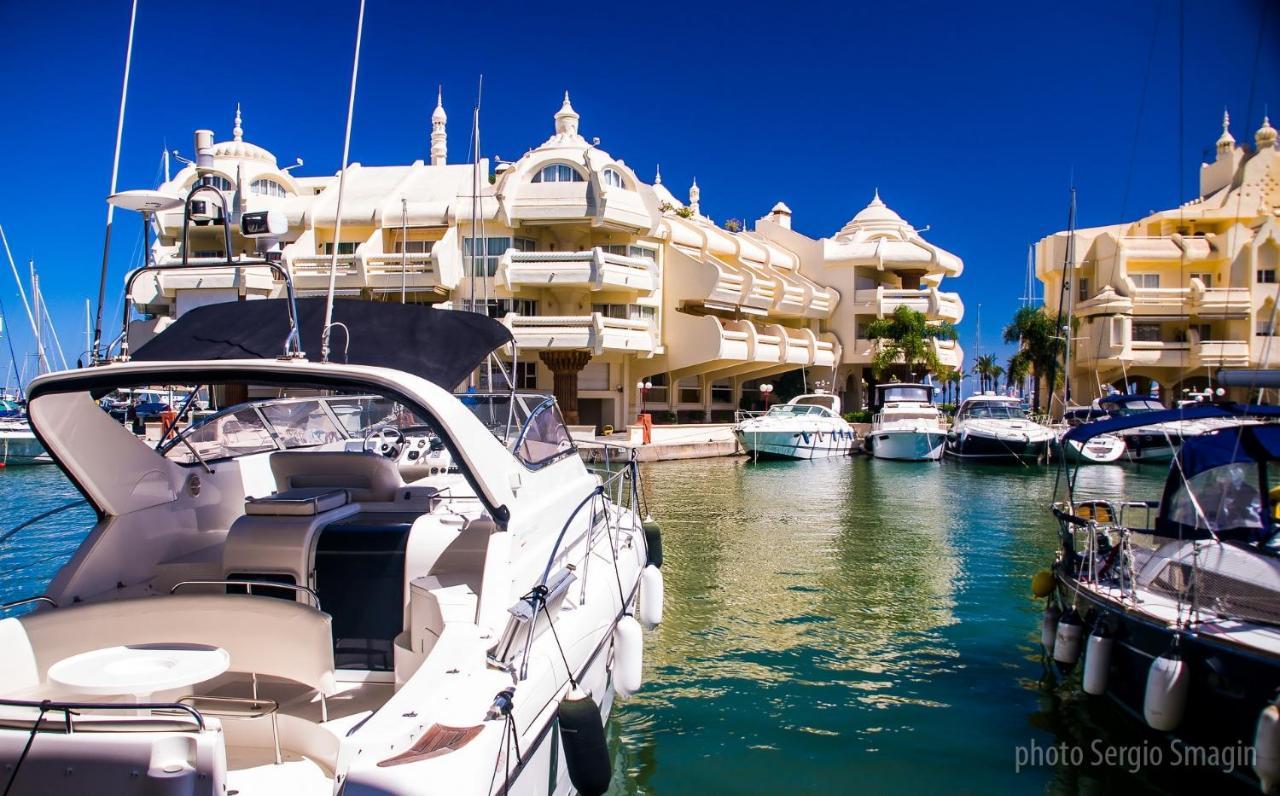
[539,351,591,424]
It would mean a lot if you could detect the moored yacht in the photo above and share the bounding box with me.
[1053,406,1126,464]
[734,392,855,460]
[1096,393,1210,463]
[0,273,664,793]
[944,393,1054,463]
[1044,405,1280,790]
[865,383,946,461]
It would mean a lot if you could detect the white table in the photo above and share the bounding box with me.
[48,644,230,704]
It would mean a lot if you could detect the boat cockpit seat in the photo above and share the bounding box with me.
[0,594,337,701]
[245,487,350,517]
[269,451,404,504]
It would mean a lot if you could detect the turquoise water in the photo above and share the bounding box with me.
[0,458,1254,793]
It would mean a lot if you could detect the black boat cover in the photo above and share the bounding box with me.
[132,298,513,389]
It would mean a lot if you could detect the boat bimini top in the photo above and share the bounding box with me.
[1062,403,1280,446]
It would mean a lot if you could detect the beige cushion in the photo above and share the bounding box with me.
[269,451,404,503]
[4,594,336,698]
[246,488,349,517]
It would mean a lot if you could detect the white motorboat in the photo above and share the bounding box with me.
[1096,394,1210,463]
[944,393,1055,463]
[864,383,946,461]
[1053,407,1126,464]
[734,392,855,460]
[0,418,51,465]
[0,257,663,794]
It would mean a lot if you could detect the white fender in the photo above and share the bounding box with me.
[1041,603,1061,655]
[1254,702,1280,793]
[613,615,644,699]
[639,565,664,628]
[1143,651,1189,731]
[1052,609,1084,667]
[1082,627,1113,695]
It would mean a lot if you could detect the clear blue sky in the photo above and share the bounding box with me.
[0,0,1275,375]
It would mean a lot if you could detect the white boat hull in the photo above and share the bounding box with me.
[734,428,854,460]
[0,428,51,465]
[866,428,945,461]
[1059,434,1126,464]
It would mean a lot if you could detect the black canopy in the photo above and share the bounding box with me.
[133,298,513,389]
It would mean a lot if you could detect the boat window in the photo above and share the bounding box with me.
[1105,399,1164,415]
[164,407,277,464]
[963,403,1026,420]
[259,401,345,449]
[514,399,575,467]
[1167,462,1263,538]
[881,387,931,403]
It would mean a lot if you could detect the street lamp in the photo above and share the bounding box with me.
[760,383,774,410]
[637,380,653,415]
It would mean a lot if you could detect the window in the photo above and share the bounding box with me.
[164,408,276,464]
[1194,324,1212,341]
[632,305,656,323]
[464,237,512,276]
[592,303,628,320]
[1259,318,1275,336]
[202,175,233,192]
[1077,278,1089,300]
[1133,322,1162,342]
[514,237,536,252]
[1131,273,1160,289]
[710,379,732,405]
[677,377,701,405]
[250,178,287,198]
[531,164,584,183]
[478,298,537,318]
[645,373,669,404]
[514,361,538,389]
[322,241,357,255]
[394,240,435,254]
[602,168,624,188]
[1259,270,1277,284]
[193,250,224,259]
[259,401,344,449]
[1190,272,1213,288]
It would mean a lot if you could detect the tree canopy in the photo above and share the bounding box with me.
[863,305,958,379]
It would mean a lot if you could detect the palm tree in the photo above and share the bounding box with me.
[948,370,962,406]
[1006,355,1030,399]
[863,305,958,381]
[990,365,1005,394]
[973,354,998,393]
[1002,306,1063,412]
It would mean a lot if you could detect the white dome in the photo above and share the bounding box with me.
[210,139,276,164]
[849,190,903,224]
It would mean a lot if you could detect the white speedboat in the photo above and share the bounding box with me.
[1096,394,1210,463]
[1053,406,1126,464]
[0,282,663,792]
[944,393,1055,464]
[0,418,51,465]
[734,392,855,460]
[864,383,946,461]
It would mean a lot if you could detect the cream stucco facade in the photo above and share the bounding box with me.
[128,95,965,430]
[1037,112,1280,404]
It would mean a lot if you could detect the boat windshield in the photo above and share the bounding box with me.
[880,386,931,404]
[1166,461,1265,541]
[963,403,1026,420]
[1106,399,1165,415]
[768,405,829,418]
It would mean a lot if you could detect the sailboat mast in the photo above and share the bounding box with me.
[91,0,138,363]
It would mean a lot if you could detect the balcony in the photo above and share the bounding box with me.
[1190,339,1250,368]
[1127,341,1191,369]
[844,337,963,372]
[496,248,657,293]
[133,259,279,313]
[289,254,361,291]
[851,286,964,324]
[503,313,657,356]
[823,236,964,278]
[1128,285,1191,315]
[287,246,460,295]
[1189,284,1251,317]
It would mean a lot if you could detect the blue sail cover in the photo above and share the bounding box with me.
[1061,403,1280,444]
[1178,424,1280,480]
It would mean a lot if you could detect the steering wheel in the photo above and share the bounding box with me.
[363,426,406,459]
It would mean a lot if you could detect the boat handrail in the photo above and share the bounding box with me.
[0,697,206,732]
[0,595,57,614]
[170,580,321,610]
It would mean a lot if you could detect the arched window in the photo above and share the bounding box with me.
[531,163,584,184]
[602,168,624,188]
[202,175,233,192]
[250,178,287,198]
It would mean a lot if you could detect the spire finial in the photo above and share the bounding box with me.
[689,178,700,215]
[1217,107,1236,152]
[654,164,662,184]
[554,90,580,137]
[1223,107,1231,132]
[1257,112,1277,150]
[431,87,448,165]
[871,187,883,205]
[233,103,243,142]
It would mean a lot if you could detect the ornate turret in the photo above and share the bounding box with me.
[688,178,700,216]
[654,164,662,184]
[232,103,244,142]
[1258,115,1277,151]
[430,86,447,166]
[555,91,580,138]
[1216,109,1235,155]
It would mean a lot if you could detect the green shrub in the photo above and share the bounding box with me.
[843,410,872,424]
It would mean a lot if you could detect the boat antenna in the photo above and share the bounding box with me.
[320,0,367,364]
[90,0,138,364]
